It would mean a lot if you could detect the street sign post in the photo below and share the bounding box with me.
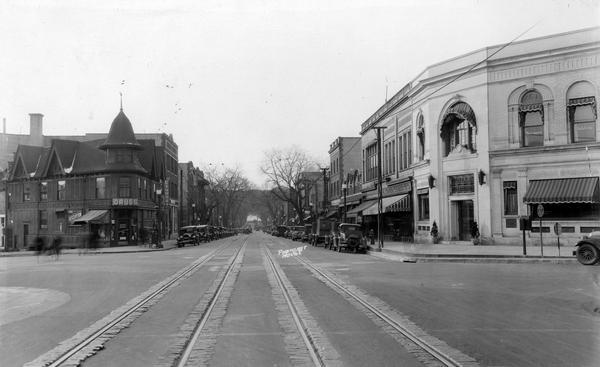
[537,204,544,257]
[554,222,562,256]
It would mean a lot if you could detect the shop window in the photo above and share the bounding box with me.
[519,90,544,147]
[57,180,66,200]
[119,177,131,198]
[449,174,474,195]
[503,181,518,215]
[40,182,48,201]
[529,203,599,220]
[96,177,106,199]
[418,193,429,220]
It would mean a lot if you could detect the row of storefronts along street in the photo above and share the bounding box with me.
[311,27,599,246]
[1,27,599,250]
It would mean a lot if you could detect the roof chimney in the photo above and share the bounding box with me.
[29,113,44,146]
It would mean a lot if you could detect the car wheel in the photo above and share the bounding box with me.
[577,243,600,265]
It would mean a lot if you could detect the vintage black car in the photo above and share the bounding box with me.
[573,231,600,265]
[177,226,199,247]
[334,223,367,253]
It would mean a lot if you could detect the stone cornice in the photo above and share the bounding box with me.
[490,142,600,158]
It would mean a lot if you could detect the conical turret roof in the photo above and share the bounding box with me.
[100,109,141,150]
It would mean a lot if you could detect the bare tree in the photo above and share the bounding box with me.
[203,165,252,227]
[260,146,318,224]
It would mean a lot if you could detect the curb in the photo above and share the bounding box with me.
[367,250,578,264]
[0,245,177,258]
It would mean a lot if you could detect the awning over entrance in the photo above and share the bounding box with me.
[363,194,410,216]
[385,194,411,212]
[523,177,599,204]
[346,200,377,216]
[72,210,108,224]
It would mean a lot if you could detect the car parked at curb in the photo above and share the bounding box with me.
[177,226,199,247]
[574,231,600,265]
[335,223,367,253]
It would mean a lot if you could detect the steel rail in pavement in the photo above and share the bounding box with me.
[45,239,237,367]
[294,255,464,367]
[176,238,248,367]
[263,245,325,367]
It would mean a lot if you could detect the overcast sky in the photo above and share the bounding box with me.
[1,0,598,186]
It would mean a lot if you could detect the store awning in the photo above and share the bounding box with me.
[363,194,411,216]
[523,177,599,204]
[346,200,377,215]
[72,210,108,224]
[385,194,412,212]
[325,209,338,218]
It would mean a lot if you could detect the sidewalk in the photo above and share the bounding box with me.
[368,240,578,264]
[0,240,178,258]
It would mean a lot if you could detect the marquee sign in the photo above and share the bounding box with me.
[112,198,139,207]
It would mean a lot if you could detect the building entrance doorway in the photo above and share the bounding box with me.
[452,200,473,241]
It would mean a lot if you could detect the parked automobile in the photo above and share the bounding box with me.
[312,218,333,247]
[276,225,288,237]
[573,231,600,265]
[335,223,367,253]
[290,226,304,241]
[177,226,199,247]
[301,224,312,242]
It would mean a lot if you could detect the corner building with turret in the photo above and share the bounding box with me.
[4,108,167,250]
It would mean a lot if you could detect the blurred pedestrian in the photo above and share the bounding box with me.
[52,236,62,260]
[89,231,100,253]
[79,232,90,255]
[34,236,45,262]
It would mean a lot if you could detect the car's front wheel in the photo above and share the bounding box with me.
[576,243,600,265]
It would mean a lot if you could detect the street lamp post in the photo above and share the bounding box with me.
[342,183,347,223]
[156,186,162,246]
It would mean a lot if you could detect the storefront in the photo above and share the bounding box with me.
[523,176,600,236]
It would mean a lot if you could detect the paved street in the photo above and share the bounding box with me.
[1,232,599,366]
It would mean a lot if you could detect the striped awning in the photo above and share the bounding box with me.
[72,210,108,224]
[347,200,377,215]
[386,194,412,212]
[523,177,599,204]
[363,194,411,216]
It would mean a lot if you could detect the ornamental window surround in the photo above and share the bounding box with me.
[441,102,477,156]
[416,114,425,161]
[519,90,544,147]
[568,97,597,143]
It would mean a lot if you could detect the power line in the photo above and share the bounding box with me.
[335,21,541,167]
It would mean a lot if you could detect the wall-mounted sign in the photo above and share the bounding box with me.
[112,198,139,207]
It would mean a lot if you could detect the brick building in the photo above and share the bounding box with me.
[178,162,209,227]
[4,108,166,250]
[328,137,362,222]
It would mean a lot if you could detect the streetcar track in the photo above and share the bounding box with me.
[263,245,324,367]
[174,239,247,367]
[24,239,240,367]
[288,246,479,367]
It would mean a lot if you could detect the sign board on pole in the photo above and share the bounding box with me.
[536,204,544,218]
[554,223,562,236]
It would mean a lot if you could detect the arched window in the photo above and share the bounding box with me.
[416,114,425,161]
[440,102,476,156]
[519,90,544,147]
[567,81,597,143]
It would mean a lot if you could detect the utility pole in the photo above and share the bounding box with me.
[373,126,387,251]
[321,167,329,215]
